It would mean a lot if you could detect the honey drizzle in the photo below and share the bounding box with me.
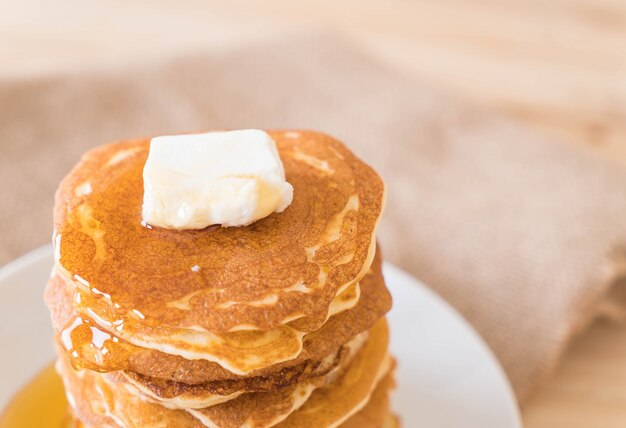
[59,314,131,373]
[0,363,70,428]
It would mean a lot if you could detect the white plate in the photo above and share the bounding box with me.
[0,245,521,427]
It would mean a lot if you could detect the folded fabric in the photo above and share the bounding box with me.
[1,32,626,400]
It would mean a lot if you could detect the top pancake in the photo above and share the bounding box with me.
[53,130,384,333]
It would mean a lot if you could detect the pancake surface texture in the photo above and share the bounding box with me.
[54,130,384,333]
[46,250,391,386]
[46,130,396,427]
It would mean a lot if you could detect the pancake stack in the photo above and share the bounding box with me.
[45,130,397,427]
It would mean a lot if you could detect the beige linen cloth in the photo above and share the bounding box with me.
[1,33,626,401]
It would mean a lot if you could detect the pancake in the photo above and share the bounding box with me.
[120,331,368,410]
[58,318,390,428]
[61,360,203,428]
[65,380,398,428]
[55,358,115,428]
[275,319,391,428]
[46,252,391,389]
[188,325,384,428]
[382,415,401,428]
[61,272,360,375]
[53,130,385,335]
[121,374,243,410]
[340,368,396,428]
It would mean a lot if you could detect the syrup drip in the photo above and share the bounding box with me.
[60,315,128,372]
[0,363,70,428]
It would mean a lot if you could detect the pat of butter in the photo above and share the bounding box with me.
[142,130,293,229]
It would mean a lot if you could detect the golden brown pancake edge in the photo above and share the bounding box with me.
[45,251,391,389]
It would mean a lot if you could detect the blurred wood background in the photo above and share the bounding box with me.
[2,0,626,426]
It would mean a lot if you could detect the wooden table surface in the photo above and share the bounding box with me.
[2,0,626,425]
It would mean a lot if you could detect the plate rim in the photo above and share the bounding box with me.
[0,245,52,281]
[383,262,521,426]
